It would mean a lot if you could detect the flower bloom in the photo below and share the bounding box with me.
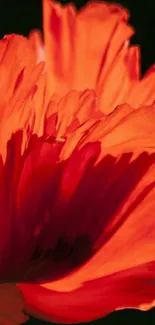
[0,30,155,324]
[30,0,155,115]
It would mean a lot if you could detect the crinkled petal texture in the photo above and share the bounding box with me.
[16,103,155,323]
[0,33,103,160]
[30,0,155,114]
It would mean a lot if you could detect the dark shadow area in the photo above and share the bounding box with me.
[25,308,155,325]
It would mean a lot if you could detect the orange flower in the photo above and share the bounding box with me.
[29,0,155,114]
[0,2,155,325]
[0,32,155,324]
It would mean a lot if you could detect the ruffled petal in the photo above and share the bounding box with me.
[44,89,103,139]
[41,0,155,113]
[43,0,133,98]
[79,104,155,158]
[0,34,45,157]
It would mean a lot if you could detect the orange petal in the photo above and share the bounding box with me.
[97,46,132,114]
[60,103,133,161]
[0,35,36,100]
[29,30,45,63]
[0,34,45,157]
[74,2,133,91]
[43,0,76,95]
[44,89,102,139]
[125,45,140,81]
[127,65,155,107]
[96,45,140,114]
[43,0,133,95]
[79,104,155,158]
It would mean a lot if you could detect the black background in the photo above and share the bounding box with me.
[1,0,155,74]
[0,0,155,324]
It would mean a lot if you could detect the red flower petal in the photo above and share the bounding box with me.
[19,261,155,323]
[17,105,155,322]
